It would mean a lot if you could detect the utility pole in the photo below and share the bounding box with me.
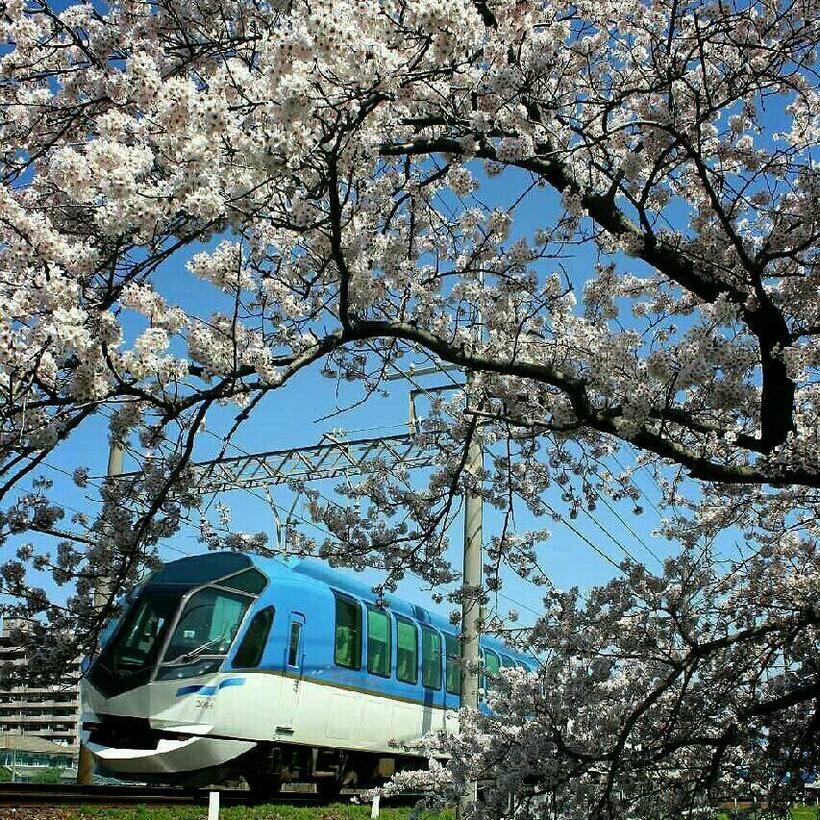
[77,433,124,785]
[459,368,483,814]
[458,285,485,815]
[386,362,484,732]
[461,372,483,711]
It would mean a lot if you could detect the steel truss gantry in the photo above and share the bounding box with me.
[189,431,440,494]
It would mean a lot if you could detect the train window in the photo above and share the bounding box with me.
[287,620,302,667]
[396,617,418,684]
[421,626,441,689]
[220,569,267,595]
[367,607,391,678]
[96,590,177,677]
[233,607,274,668]
[501,655,515,668]
[444,634,461,696]
[163,587,251,664]
[485,649,501,681]
[334,596,362,669]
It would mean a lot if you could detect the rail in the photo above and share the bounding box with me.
[0,781,421,808]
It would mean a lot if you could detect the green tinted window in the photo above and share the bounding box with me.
[396,617,418,684]
[501,654,515,668]
[334,597,361,669]
[445,634,461,696]
[164,587,250,664]
[220,569,267,594]
[421,626,441,689]
[233,607,273,668]
[483,649,500,693]
[367,608,391,677]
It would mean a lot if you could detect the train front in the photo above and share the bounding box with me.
[80,553,267,784]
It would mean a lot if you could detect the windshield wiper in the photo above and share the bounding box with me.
[165,637,227,665]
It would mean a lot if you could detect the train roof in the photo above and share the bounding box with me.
[148,551,535,665]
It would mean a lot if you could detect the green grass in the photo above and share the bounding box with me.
[59,803,819,820]
[715,808,819,820]
[790,808,820,820]
[69,803,453,820]
[46,803,820,820]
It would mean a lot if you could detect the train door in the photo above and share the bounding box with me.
[278,612,305,728]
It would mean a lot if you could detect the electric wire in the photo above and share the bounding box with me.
[594,493,663,565]
[196,416,555,628]
[32,388,624,629]
[543,500,624,572]
[579,506,644,566]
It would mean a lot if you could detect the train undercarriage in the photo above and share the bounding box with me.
[239,742,427,796]
[87,714,427,795]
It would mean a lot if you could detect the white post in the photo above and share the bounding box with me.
[208,790,220,820]
[371,793,381,818]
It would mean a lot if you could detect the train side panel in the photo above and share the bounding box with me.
[215,571,456,754]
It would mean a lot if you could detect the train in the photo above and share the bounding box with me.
[79,551,536,793]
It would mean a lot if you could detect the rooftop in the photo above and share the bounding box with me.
[0,732,77,755]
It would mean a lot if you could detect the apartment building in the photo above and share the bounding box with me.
[0,619,80,746]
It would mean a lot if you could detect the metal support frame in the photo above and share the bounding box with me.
[186,432,440,494]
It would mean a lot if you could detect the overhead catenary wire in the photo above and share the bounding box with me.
[609,449,668,521]
[38,458,199,559]
[542,500,624,573]
[195,413,558,625]
[579,506,645,567]
[593,493,663,566]
[196,388,618,620]
[30,378,636,625]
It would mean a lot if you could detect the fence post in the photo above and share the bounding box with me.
[208,790,220,820]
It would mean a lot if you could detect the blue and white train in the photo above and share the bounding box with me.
[80,552,535,793]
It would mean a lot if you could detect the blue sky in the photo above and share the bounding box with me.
[32,364,680,629]
[7,159,710,634]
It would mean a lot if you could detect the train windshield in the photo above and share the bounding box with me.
[160,587,251,667]
[89,566,267,694]
[94,589,179,683]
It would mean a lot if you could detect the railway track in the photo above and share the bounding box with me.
[0,782,356,808]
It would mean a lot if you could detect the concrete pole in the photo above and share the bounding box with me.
[458,369,483,815]
[460,372,483,711]
[77,433,124,785]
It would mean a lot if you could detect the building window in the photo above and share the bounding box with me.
[396,617,418,684]
[421,626,441,690]
[367,607,391,678]
[445,634,461,696]
[334,596,362,669]
[232,607,274,668]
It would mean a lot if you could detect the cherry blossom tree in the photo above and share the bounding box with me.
[1,0,818,813]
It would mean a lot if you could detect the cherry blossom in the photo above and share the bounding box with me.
[1,0,819,812]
